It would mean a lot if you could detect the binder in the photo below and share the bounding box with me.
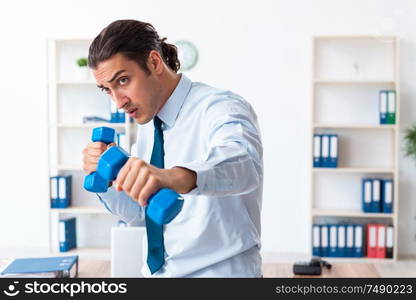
[382,179,393,213]
[329,134,338,168]
[321,135,330,168]
[346,225,354,257]
[376,224,386,258]
[0,256,78,278]
[354,225,364,257]
[386,226,394,258]
[387,90,396,124]
[50,176,59,208]
[110,100,117,123]
[379,90,388,124]
[370,179,381,213]
[362,178,372,213]
[59,218,77,252]
[312,225,321,256]
[337,225,346,257]
[58,175,72,208]
[313,134,321,168]
[329,225,337,257]
[367,224,377,258]
[117,108,126,123]
[320,225,329,257]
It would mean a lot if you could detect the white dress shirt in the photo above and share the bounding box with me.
[97,74,263,277]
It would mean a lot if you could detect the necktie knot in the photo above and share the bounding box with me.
[154,116,163,131]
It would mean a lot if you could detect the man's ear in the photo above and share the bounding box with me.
[147,50,164,75]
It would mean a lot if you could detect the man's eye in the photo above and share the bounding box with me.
[100,87,111,94]
[119,77,129,85]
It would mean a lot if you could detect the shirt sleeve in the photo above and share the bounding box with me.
[96,187,146,226]
[176,95,263,197]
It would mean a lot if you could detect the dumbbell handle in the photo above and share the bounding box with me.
[83,127,116,193]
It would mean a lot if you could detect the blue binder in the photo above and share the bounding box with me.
[379,90,388,124]
[362,178,372,213]
[354,225,364,257]
[312,224,321,256]
[382,179,393,213]
[329,225,338,257]
[58,175,72,208]
[320,225,329,257]
[337,225,346,257]
[50,176,59,208]
[59,218,76,252]
[313,134,322,168]
[370,178,382,212]
[321,135,330,168]
[0,255,78,277]
[328,134,338,168]
[345,225,355,257]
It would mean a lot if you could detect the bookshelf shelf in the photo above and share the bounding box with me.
[313,168,396,174]
[312,209,394,218]
[47,38,136,259]
[313,123,396,130]
[310,35,400,261]
[51,206,110,214]
[314,80,395,85]
[57,123,126,129]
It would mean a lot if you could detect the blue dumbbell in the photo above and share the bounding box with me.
[96,146,184,224]
[83,127,116,193]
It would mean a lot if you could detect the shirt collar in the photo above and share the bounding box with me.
[157,74,192,129]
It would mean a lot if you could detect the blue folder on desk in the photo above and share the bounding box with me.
[1,256,78,277]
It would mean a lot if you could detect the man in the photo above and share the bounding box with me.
[82,19,263,277]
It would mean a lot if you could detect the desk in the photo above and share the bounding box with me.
[1,259,379,277]
[263,263,379,277]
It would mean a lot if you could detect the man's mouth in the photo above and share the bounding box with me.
[127,108,138,118]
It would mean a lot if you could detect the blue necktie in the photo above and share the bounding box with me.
[146,116,165,274]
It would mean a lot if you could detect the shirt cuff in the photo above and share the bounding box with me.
[174,161,213,196]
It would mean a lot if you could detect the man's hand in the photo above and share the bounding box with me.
[114,157,196,206]
[82,142,116,174]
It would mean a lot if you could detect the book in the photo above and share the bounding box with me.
[0,255,78,278]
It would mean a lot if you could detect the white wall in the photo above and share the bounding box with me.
[0,0,415,257]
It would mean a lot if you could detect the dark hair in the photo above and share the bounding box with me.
[88,19,180,74]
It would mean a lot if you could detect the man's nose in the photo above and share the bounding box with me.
[113,90,128,109]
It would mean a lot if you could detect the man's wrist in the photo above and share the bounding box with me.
[167,167,197,194]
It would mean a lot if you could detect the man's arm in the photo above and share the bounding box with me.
[97,187,146,226]
[176,95,263,197]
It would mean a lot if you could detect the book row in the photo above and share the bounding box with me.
[313,134,338,168]
[362,178,393,213]
[312,223,393,259]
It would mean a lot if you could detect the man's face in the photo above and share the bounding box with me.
[93,53,163,124]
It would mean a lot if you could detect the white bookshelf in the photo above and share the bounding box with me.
[310,36,400,261]
[47,38,136,258]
